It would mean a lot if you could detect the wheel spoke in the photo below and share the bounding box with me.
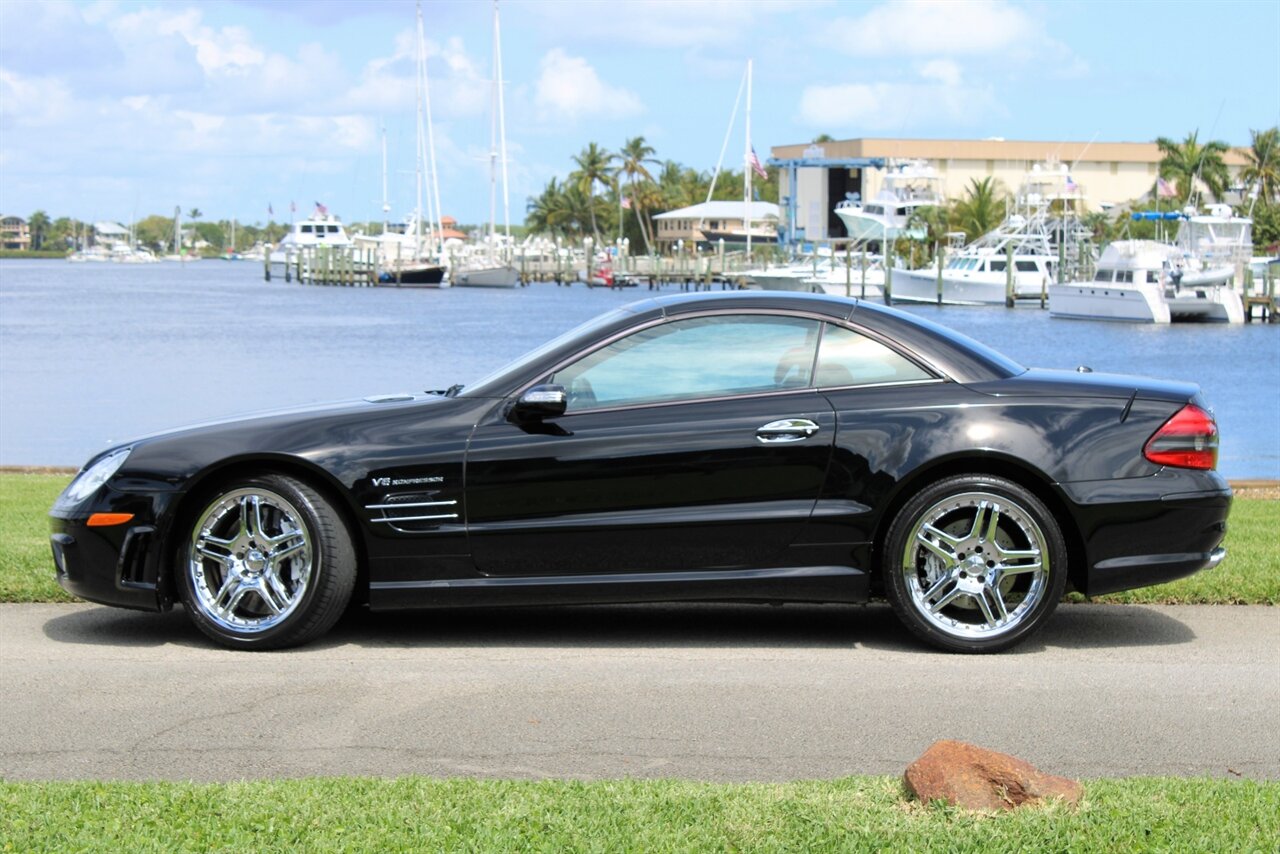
[974,589,998,626]
[921,523,961,547]
[982,504,1001,543]
[271,539,306,562]
[196,542,230,562]
[999,560,1043,576]
[984,585,1009,624]
[916,531,956,564]
[221,584,251,617]
[256,580,285,615]
[213,572,241,609]
[920,573,956,605]
[929,585,963,614]
[265,569,292,609]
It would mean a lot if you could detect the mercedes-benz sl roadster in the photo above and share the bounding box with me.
[50,292,1230,652]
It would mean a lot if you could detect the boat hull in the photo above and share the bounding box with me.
[454,265,521,288]
[1048,283,1171,323]
[888,269,1011,305]
[380,265,447,287]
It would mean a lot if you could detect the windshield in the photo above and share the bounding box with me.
[459,307,637,398]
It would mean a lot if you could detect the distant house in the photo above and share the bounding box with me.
[93,221,130,243]
[1,215,32,250]
[652,201,780,247]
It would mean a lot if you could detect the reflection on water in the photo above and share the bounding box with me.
[1,260,1276,477]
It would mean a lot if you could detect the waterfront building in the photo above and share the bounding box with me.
[0,215,31,250]
[769,137,1250,243]
[653,200,780,247]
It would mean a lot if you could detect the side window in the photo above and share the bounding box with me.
[814,324,933,388]
[551,314,821,412]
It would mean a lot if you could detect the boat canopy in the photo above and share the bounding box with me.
[1130,211,1185,221]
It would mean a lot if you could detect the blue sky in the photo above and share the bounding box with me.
[1,0,1277,227]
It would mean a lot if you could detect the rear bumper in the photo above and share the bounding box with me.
[1060,470,1231,597]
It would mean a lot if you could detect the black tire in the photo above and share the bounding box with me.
[177,474,356,650]
[882,474,1067,653]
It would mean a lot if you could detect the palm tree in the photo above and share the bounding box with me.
[1241,126,1280,208]
[570,143,615,242]
[187,207,202,222]
[525,178,563,238]
[617,136,659,250]
[1155,131,1230,203]
[27,210,50,250]
[950,178,1005,241]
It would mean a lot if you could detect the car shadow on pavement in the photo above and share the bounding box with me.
[41,601,1195,653]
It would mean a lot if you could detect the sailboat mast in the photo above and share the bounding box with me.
[495,0,510,245]
[381,125,390,236]
[745,58,753,262]
[418,2,444,256]
[414,0,426,257]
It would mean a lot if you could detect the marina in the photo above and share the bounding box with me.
[1,259,1275,478]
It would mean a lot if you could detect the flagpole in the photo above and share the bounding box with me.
[745,58,753,265]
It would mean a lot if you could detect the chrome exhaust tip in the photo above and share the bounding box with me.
[1206,547,1227,569]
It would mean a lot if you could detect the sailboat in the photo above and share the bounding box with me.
[453,0,520,288]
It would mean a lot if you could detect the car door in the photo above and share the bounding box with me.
[464,312,836,576]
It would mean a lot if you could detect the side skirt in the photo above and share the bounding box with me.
[368,565,868,610]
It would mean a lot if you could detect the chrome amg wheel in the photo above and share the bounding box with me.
[178,474,355,649]
[884,475,1067,653]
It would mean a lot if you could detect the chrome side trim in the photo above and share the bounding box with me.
[371,514,459,523]
[370,565,866,591]
[365,500,458,510]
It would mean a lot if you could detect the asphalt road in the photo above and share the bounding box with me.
[2,602,1277,782]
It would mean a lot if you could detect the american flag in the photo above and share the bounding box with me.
[268,203,273,216]
[1065,176,1078,192]
[315,201,328,216]
[1157,177,1177,198]
[290,200,297,213]
[747,146,768,180]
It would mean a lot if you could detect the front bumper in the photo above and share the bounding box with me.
[1060,469,1232,597]
[49,489,177,612]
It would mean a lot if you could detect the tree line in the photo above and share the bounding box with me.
[523,136,779,253]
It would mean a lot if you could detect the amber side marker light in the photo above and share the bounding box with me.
[86,513,135,527]
[1143,404,1219,470]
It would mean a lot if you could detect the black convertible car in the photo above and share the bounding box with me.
[50,292,1230,652]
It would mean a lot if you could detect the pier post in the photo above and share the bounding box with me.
[1005,243,1015,308]
[935,242,944,306]
[263,252,271,282]
[884,240,893,305]
[861,248,867,300]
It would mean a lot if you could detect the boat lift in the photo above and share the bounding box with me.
[766,154,888,250]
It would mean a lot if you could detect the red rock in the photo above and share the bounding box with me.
[904,740,1083,811]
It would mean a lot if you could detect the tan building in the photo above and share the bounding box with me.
[769,138,1249,242]
[1,215,32,250]
[653,200,780,246]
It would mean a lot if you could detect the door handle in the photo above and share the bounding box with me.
[756,418,821,443]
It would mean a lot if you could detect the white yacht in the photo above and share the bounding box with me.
[268,215,352,265]
[833,160,944,242]
[744,251,834,292]
[1050,205,1248,324]
[891,163,1091,305]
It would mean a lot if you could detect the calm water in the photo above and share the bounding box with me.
[1,259,1277,477]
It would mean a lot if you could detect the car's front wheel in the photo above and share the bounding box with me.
[883,474,1067,653]
[178,474,356,650]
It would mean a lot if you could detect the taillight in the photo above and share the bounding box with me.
[1144,404,1219,470]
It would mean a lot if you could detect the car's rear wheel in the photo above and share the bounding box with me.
[178,474,355,650]
[883,474,1067,653]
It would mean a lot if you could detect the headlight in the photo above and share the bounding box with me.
[60,447,132,506]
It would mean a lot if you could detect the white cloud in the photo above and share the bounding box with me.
[528,1,817,50]
[798,79,1003,132]
[918,58,962,88]
[824,0,1037,57]
[533,49,643,120]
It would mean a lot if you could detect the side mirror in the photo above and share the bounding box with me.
[511,384,567,420]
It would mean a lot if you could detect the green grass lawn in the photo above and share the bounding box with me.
[2,776,1277,852]
[1,472,1275,605]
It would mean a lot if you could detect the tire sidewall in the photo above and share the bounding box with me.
[883,474,1068,653]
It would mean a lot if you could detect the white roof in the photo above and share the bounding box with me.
[654,201,780,221]
[93,221,129,236]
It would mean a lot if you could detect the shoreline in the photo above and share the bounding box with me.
[5,465,1276,499]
